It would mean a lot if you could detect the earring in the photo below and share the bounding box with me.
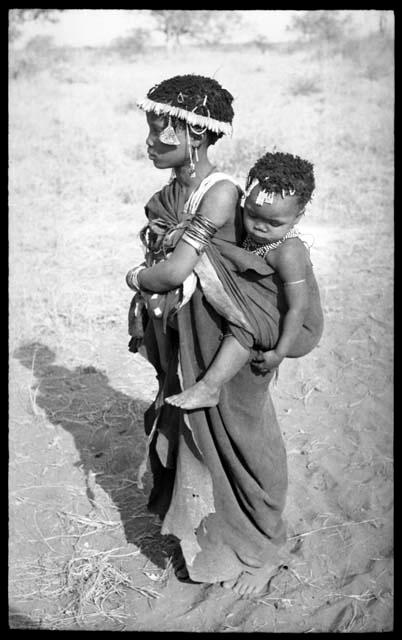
[186,125,196,178]
[194,147,199,163]
[159,116,180,146]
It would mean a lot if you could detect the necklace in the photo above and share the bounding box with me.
[242,228,299,258]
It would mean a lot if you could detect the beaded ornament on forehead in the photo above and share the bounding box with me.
[246,179,296,206]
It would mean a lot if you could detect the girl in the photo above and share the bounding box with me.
[127,74,289,596]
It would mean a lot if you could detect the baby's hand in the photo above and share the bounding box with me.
[261,349,284,370]
[251,349,284,374]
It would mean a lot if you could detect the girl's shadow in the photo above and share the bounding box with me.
[13,341,177,569]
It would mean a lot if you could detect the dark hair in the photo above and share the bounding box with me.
[147,74,234,146]
[246,151,315,208]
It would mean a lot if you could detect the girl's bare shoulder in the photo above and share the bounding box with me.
[198,179,241,225]
[201,178,240,206]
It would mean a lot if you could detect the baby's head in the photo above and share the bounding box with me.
[243,151,315,244]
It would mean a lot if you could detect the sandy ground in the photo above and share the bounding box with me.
[9,220,393,632]
[9,30,393,632]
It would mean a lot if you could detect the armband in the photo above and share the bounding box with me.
[181,212,219,256]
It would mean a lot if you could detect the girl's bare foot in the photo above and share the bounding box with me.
[165,380,220,409]
[175,562,190,580]
[222,562,281,596]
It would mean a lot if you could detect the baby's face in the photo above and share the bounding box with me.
[243,185,303,244]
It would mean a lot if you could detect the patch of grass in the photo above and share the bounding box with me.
[10,508,159,630]
[290,76,321,97]
[216,137,267,179]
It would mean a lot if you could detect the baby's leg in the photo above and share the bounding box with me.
[165,335,250,409]
[285,326,317,358]
[286,313,324,358]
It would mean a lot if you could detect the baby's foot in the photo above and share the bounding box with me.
[222,562,281,596]
[165,380,220,409]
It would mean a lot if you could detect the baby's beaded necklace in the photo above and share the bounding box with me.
[242,228,300,258]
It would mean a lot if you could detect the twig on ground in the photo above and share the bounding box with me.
[289,518,382,540]
[33,509,59,554]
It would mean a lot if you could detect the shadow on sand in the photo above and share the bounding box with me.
[13,341,177,569]
[9,607,43,629]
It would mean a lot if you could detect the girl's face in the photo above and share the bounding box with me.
[145,113,188,170]
[243,185,304,244]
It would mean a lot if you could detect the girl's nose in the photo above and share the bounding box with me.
[146,131,155,147]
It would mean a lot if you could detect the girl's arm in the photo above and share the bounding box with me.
[264,240,308,364]
[137,181,239,292]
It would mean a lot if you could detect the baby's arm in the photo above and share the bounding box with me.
[136,181,239,292]
[263,239,308,368]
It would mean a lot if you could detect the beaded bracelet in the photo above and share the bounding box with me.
[181,212,219,255]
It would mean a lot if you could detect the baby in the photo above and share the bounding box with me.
[166,151,324,409]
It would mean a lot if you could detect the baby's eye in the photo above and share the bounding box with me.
[268,220,283,227]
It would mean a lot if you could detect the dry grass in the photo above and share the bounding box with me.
[10,508,161,630]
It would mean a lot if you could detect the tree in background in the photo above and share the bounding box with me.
[378,10,393,36]
[9,9,62,42]
[288,10,349,43]
[253,35,271,54]
[150,10,241,49]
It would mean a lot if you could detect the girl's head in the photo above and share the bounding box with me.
[243,152,315,244]
[137,74,234,172]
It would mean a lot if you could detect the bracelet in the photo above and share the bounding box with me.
[126,264,146,291]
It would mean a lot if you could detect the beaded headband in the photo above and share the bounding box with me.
[137,97,233,137]
[245,178,298,206]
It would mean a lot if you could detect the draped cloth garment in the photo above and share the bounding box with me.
[135,174,289,582]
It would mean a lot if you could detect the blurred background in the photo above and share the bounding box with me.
[9,10,394,631]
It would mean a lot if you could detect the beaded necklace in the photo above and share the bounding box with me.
[242,228,300,258]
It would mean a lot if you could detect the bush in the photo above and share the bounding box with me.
[25,34,55,54]
[341,34,394,81]
[110,28,147,59]
[289,76,321,97]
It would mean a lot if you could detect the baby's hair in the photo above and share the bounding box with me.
[147,74,234,145]
[246,151,315,208]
